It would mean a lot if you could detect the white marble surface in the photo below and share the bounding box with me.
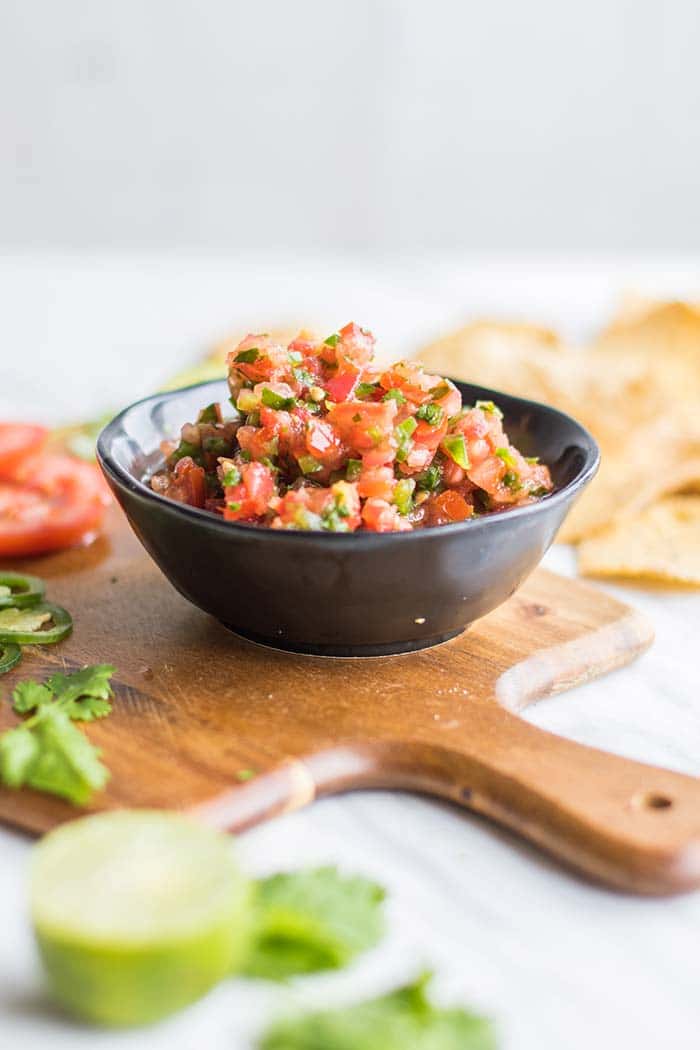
[1,255,699,1049]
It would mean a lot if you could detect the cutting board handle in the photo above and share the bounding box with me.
[194,717,700,896]
[300,720,700,896]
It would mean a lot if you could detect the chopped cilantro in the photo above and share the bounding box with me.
[383,388,407,405]
[416,463,442,492]
[45,664,116,721]
[258,972,496,1050]
[222,465,241,487]
[442,434,470,470]
[244,867,386,980]
[324,333,341,347]
[502,471,521,492]
[416,402,444,426]
[227,501,242,512]
[262,388,296,411]
[11,680,53,714]
[352,413,362,423]
[1,664,117,804]
[235,347,260,364]
[355,381,380,399]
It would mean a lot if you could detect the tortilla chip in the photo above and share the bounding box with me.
[416,320,583,408]
[597,296,700,356]
[578,496,700,587]
[418,307,700,545]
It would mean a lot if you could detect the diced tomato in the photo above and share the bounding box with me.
[424,489,473,526]
[413,416,448,451]
[0,423,48,479]
[361,497,412,532]
[305,419,346,469]
[327,400,398,453]
[237,425,279,462]
[227,335,292,387]
[167,455,206,508]
[432,380,461,419]
[467,455,506,494]
[337,322,375,367]
[325,367,360,403]
[358,465,396,501]
[0,453,110,557]
[378,361,438,405]
[223,461,276,521]
[271,480,361,532]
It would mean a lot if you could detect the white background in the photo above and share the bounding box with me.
[2,0,700,256]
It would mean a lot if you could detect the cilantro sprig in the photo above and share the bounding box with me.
[258,972,496,1050]
[0,664,116,804]
[244,866,386,980]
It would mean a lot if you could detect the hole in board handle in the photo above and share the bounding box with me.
[633,791,673,811]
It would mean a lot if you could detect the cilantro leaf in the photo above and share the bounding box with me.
[244,866,386,980]
[1,664,116,804]
[47,664,116,721]
[0,706,109,804]
[12,680,54,714]
[258,973,497,1050]
[0,724,39,786]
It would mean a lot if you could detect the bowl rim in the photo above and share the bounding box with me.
[97,377,600,542]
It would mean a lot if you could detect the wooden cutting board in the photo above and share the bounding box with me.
[3,506,700,896]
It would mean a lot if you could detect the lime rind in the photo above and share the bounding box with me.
[31,810,252,1025]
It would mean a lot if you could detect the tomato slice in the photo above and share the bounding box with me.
[0,454,110,558]
[0,423,48,479]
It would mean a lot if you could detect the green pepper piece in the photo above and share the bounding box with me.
[0,643,21,675]
[442,433,470,470]
[0,603,73,646]
[0,573,46,609]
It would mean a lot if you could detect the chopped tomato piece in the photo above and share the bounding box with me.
[223,461,276,521]
[325,368,360,403]
[0,423,48,479]
[0,453,109,557]
[425,489,473,526]
[361,497,412,532]
[358,465,396,501]
[327,400,398,454]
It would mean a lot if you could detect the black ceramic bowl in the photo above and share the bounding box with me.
[97,379,598,657]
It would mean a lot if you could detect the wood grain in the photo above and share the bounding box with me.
[3,506,700,895]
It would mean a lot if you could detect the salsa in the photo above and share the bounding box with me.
[150,323,553,532]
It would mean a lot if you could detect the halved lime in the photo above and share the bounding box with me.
[30,810,252,1026]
